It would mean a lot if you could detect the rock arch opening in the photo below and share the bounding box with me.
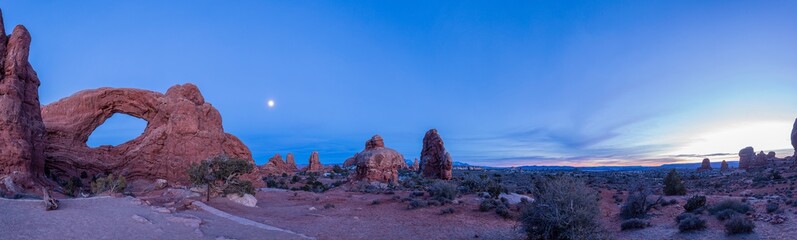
[86,113,147,147]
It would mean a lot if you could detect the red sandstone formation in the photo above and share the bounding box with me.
[738,147,755,170]
[303,151,324,173]
[0,11,48,194]
[767,151,777,160]
[41,84,253,183]
[697,158,712,172]
[754,151,767,167]
[258,153,295,175]
[792,118,797,158]
[419,129,453,180]
[720,160,729,172]
[411,158,419,171]
[286,153,299,172]
[344,135,406,182]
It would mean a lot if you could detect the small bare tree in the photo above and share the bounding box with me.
[621,183,662,219]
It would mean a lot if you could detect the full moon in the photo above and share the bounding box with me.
[267,100,275,108]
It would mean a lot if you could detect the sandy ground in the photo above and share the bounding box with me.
[208,188,524,240]
[0,196,306,240]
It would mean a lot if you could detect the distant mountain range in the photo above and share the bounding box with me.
[471,161,741,171]
[401,160,471,166]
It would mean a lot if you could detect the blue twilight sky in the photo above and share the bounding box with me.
[3,1,797,167]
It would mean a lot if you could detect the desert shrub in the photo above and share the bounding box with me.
[411,191,425,197]
[304,178,328,193]
[766,203,779,213]
[324,203,335,209]
[408,199,428,209]
[495,205,511,219]
[620,219,649,231]
[479,198,503,212]
[663,169,687,195]
[708,199,750,215]
[187,155,254,201]
[683,195,706,212]
[290,175,301,183]
[675,212,696,223]
[91,174,126,194]
[486,181,507,199]
[715,209,738,221]
[371,199,382,205]
[64,176,83,197]
[724,215,755,235]
[440,207,455,215]
[427,180,458,202]
[621,185,660,219]
[676,213,706,232]
[520,176,603,240]
[772,170,783,180]
[460,175,487,192]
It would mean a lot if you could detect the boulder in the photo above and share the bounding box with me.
[227,193,257,207]
[154,179,168,190]
[720,160,729,172]
[738,147,755,170]
[303,151,324,173]
[0,11,47,194]
[498,193,534,204]
[41,83,253,183]
[345,135,406,183]
[697,158,712,171]
[419,129,453,180]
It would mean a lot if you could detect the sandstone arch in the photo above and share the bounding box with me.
[41,84,253,182]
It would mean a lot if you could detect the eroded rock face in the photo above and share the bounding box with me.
[345,135,406,183]
[755,151,767,166]
[41,84,253,183]
[697,158,712,171]
[303,151,324,172]
[738,147,755,170]
[0,11,47,193]
[767,151,777,160]
[258,153,295,175]
[720,160,729,172]
[419,129,453,180]
[286,153,299,172]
